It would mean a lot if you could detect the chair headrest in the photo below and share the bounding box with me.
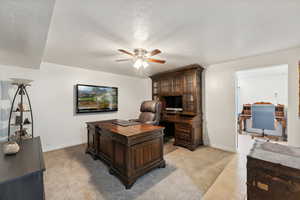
[140,100,160,113]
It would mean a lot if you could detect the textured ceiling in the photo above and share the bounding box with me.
[1,0,300,76]
[0,0,55,68]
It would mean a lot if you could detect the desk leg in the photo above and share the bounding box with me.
[238,118,242,134]
[243,119,247,132]
[283,127,287,141]
[281,120,287,141]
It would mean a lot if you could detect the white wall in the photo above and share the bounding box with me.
[237,65,288,112]
[0,62,152,151]
[236,65,288,136]
[1,48,299,153]
[204,48,300,152]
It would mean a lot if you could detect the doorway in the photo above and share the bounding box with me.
[235,65,288,154]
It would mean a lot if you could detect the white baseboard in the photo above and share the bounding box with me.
[43,141,84,152]
[209,143,237,153]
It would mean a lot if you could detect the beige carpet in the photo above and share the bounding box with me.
[44,142,234,200]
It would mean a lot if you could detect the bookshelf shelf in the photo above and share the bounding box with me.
[8,80,34,141]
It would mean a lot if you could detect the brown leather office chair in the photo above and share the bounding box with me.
[131,100,162,125]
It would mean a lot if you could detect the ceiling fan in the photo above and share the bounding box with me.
[116,48,166,69]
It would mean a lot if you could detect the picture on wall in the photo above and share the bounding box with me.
[76,84,118,113]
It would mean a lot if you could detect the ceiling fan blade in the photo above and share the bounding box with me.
[149,49,161,56]
[116,59,132,62]
[147,58,166,64]
[118,49,134,56]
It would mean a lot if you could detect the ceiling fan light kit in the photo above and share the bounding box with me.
[142,60,149,68]
[117,48,166,69]
[133,58,143,69]
[134,59,149,69]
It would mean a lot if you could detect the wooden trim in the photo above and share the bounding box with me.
[299,61,300,117]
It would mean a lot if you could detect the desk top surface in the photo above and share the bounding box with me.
[248,140,300,170]
[0,137,45,185]
[87,119,164,137]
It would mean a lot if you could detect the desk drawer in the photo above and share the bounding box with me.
[175,123,191,133]
[175,131,191,142]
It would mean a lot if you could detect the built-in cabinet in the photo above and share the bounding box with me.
[151,64,203,150]
[152,65,202,114]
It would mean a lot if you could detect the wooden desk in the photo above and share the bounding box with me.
[247,141,300,199]
[161,112,202,151]
[238,103,287,140]
[0,137,45,200]
[86,119,165,189]
[150,65,204,151]
[238,114,287,140]
[238,114,287,139]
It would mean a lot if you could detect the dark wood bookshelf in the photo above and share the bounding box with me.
[150,64,203,151]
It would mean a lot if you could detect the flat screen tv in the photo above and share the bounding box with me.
[76,84,118,113]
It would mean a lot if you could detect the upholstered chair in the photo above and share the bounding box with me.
[131,100,162,125]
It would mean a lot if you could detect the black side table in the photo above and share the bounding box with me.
[0,137,45,200]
